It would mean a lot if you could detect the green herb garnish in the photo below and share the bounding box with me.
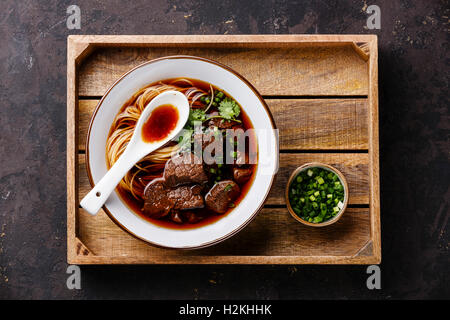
[188,109,206,127]
[218,97,240,120]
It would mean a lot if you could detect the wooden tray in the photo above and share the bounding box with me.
[67,35,380,264]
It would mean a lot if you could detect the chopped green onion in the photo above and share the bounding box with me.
[288,167,345,224]
[216,91,224,99]
[313,216,323,223]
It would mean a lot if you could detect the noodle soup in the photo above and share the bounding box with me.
[107,78,257,229]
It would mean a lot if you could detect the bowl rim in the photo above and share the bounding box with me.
[285,162,349,227]
[84,55,279,249]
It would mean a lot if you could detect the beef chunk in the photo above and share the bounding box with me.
[171,185,204,210]
[143,179,205,218]
[205,180,240,214]
[163,152,208,187]
[233,167,253,184]
[142,178,173,219]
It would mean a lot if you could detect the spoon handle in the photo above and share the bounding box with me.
[80,150,144,215]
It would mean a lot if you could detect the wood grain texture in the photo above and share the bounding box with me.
[67,35,380,264]
[272,99,368,150]
[368,38,381,263]
[66,37,78,263]
[69,255,379,265]
[75,237,92,256]
[78,98,369,151]
[69,34,378,46]
[78,153,369,205]
[78,45,368,96]
[75,207,370,264]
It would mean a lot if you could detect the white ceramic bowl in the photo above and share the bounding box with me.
[85,56,279,249]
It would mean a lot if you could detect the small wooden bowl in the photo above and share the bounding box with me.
[285,162,349,227]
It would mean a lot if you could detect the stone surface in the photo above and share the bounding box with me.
[0,0,448,299]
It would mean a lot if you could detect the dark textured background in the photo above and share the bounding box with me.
[0,0,448,299]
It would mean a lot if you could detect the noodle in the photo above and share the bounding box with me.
[106,79,208,200]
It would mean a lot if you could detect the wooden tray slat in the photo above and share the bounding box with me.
[78,98,369,151]
[78,153,369,205]
[78,45,368,97]
[78,207,370,260]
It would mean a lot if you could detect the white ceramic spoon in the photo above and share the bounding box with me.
[80,90,189,215]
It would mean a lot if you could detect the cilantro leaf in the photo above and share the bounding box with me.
[187,109,206,128]
[218,98,240,120]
